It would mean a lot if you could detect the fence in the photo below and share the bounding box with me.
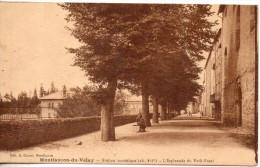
[0,113,40,121]
[0,107,56,121]
[0,106,146,121]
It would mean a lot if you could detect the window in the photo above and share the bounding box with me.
[51,103,54,109]
[212,63,216,70]
[224,47,227,57]
[235,6,240,51]
[48,103,51,109]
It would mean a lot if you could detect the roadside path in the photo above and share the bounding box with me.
[0,118,256,165]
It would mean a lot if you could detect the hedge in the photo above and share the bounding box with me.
[0,115,137,150]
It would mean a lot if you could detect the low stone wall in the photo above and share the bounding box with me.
[0,115,136,150]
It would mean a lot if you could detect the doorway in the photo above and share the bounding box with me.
[235,86,242,126]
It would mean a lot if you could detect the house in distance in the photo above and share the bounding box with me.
[39,89,70,119]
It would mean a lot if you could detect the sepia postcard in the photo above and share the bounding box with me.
[0,1,258,166]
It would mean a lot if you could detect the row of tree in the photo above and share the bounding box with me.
[60,4,217,141]
[0,90,40,114]
[0,82,60,114]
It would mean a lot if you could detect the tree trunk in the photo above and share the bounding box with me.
[110,107,115,141]
[161,101,167,121]
[168,104,174,119]
[101,105,111,141]
[141,80,151,127]
[152,96,159,123]
[101,78,117,142]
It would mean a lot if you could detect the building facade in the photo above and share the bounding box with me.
[201,5,257,135]
[203,30,221,119]
[204,50,215,118]
[219,5,257,134]
[40,90,70,119]
[123,95,154,115]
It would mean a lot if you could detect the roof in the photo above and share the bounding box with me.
[40,91,71,100]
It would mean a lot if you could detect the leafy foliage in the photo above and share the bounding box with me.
[60,4,216,105]
[56,86,127,118]
[0,92,40,115]
[56,86,100,118]
[59,4,218,140]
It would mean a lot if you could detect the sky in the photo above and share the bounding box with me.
[0,3,220,98]
[0,2,87,97]
[198,5,221,85]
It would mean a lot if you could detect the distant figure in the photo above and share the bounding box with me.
[139,118,146,132]
[188,111,191,116]
[136,113,142,122]
[136,113,146,132]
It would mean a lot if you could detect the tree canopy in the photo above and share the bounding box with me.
[60,3,217,141]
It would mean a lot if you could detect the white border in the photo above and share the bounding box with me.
[0,0,259,4]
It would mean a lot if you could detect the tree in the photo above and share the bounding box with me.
[31,88,40,111]
[62,85,67,97]
[46,89,50,95]
[114,91,128,115]
[17,92,30,113]
[50,81,56,93]
[33,88,38,99]
[147,52,203,120]
[56,86,101,118]
[60,3,217,141]
[151,96,159,123]
[40,84,44,97]
[125,5,216,124]
[59,4,150,141]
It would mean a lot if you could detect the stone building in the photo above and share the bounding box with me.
[202,30,221,119]
[204,50,215,118]
[200,5,257,134]
[218,5,257,134]
[213,29,223,122]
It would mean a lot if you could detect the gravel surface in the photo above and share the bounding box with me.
[0,117,256,165]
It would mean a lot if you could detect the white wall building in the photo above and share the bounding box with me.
[40,90,70,119]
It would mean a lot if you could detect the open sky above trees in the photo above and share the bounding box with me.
[0,3,220,98]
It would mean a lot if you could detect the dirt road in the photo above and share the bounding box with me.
[0,119,256,165]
